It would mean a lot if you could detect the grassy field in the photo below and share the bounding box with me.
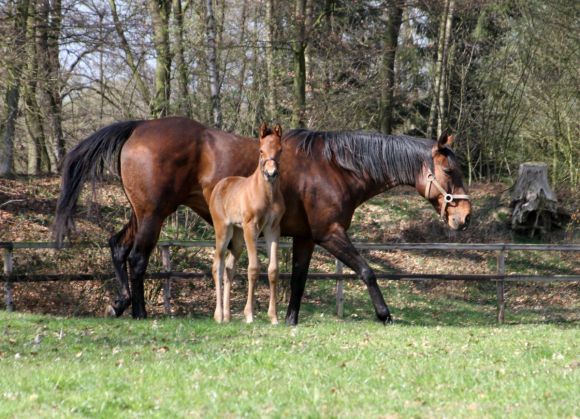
[1,177,578,416]
[1,281,578,418]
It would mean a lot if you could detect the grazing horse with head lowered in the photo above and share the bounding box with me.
[54,117,471,324]
[209,123,285,324]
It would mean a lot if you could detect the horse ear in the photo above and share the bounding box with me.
[274,124,282,137]
[259,122,268,139]
[437,131,454,149]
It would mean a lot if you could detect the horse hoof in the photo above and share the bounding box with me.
[245,316,254,324]
[104,305,117,318]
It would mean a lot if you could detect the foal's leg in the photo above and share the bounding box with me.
[317,224,392,323]
[263,225,280,325]
[242,222,260,323]
[127,215,164,319]
[212,223,233,323]
[106,214,137,317]
[223,229,243,322]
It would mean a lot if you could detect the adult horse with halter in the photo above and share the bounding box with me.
[54,117,471,324]
[209,123,285,325]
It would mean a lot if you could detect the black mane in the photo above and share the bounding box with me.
[284,129,447,185]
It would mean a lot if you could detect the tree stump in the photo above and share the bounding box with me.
[510,162,570,237]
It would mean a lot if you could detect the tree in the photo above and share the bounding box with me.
[264,0,277,120]
[173,0,192,117]
[23,0,50,174]
[205,0,222,128]
[37,0,64,166]
[0,0,29,177]
[378,0,403,134]
[427,0,454,139]
[148,0,172,118]
[291,0,309,128]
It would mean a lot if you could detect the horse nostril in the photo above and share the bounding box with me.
[464,214,471,226]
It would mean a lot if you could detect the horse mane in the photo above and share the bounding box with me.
[284,129,454,185]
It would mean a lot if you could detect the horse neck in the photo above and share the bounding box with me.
[348,146,430,203]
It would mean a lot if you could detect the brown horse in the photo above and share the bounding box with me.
[54,117,471,324]
[209,123,285,324]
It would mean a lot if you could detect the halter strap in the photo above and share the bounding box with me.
[424,169,471,221]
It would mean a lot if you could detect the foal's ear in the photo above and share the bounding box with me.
[274,123,282,137]
[437,130,454,149]
[259,122,269,139]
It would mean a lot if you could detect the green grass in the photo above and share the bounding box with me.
[1,283,578,418]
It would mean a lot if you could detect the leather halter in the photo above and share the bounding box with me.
[424,168,470,221]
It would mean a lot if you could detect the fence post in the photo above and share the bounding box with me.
[3,247,14,312]
[496,249,506,324]
[160,245,172,315]
[335,259,344,318]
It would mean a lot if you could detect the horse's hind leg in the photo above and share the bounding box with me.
[223,229,243,322]
[106,214,137,317]
[127,215,164,319]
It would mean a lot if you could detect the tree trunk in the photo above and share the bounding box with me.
[108,0,152,110]
[292,0,307,128]
[37,0,64,168]
[205,0,222,128]
[149,0,172,118]
[437,0,454,138]
[24,0,50,174]
[265,0,277,120]
[379,0,403,135]
[0,0,30,177]
[231,0,248,130]
[427,0,454,139]
[510,162,570,237]
[173,0,192,117]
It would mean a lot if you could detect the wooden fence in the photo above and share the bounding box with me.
[1,241,579,323]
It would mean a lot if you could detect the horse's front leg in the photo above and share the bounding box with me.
[242,222,260,323]
[263,225,280,325]
[285,236,315,326]
[212,225,233,323]
[317,224,392,323]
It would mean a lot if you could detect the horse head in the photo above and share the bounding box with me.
[419,132,472,231]
[259,122,283,183]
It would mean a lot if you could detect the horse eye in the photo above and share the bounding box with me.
[443,168,452,175]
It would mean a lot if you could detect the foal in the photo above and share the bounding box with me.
[209,123,285,324]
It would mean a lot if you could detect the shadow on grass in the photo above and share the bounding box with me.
[295,280,580,328]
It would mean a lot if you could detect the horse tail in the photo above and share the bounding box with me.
[53,120,143,247]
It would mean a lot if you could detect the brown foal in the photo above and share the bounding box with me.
[208,123,285,324]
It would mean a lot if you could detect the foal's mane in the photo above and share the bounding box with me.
[284,130,447,185]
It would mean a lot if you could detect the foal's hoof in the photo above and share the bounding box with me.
[104,305,117,318]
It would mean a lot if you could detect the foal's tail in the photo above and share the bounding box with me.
[53,120,143,247]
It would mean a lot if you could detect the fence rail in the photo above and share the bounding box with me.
[2,241,579,323]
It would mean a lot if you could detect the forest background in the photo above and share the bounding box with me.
[0,0,578,188]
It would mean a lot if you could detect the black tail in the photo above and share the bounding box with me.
[53,120,143,247]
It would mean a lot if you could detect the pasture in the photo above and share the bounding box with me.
[1,176,578,416]
[1,281,579,417]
